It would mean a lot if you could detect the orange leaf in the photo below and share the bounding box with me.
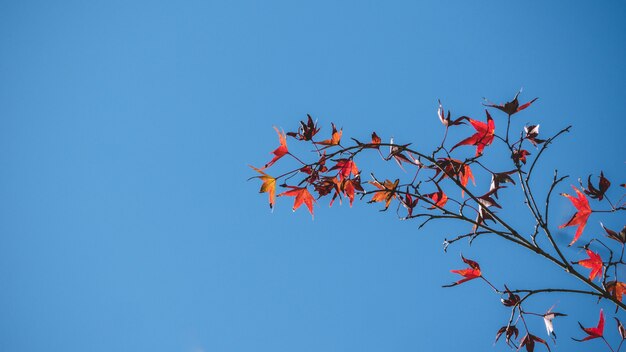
[263,127,289,169]
[368,179,399,210]
[249,165,277,209]
[606,281,626,302]
[315,123,342,146]
[278,186,315,217]
[559,186,592,246]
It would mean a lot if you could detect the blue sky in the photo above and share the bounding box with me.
[1,1,625,351]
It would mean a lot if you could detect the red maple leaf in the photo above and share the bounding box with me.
[451,110,495,156]
[575,249,603,281]
[573,309,604,342]
[402,191,419,218]
[263,127,289,169]
[443,255,481,287]
[434,158,475,197]
[426,183,448,210]
[483,90,538,116]
[559,186,592,246]
[330,159,359,181]
[277,186,315,217]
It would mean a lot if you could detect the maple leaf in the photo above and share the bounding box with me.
[490,170,516,199]
[602,223,626,245]
[426,183,448,210]
[263,127,289,169]
[606,281,626,302]
[573,309,604,342]
[616,317,626,339]
[315,122,342,147]
[574,249,603,281]
[286,114,320,141]
[559,186,592,246]
[277,186,315,217]
[368,178,399,210]
[371,132,381,146]
[450,110,495,156]
[402,190,419,218]
[330,159,359,181]
[483,90,538,116]
[437,99,466,127]
[519,333,551,352]
[500,285,520,307]
[473,188,502,232]
[339,176,363,207]
[543,307,567,339]
[314,176,342,206]
[524,124,545,146]
[583,171,611,200]
[389,138,420,171]
[434,158,475,197]
[443,255,481,287]
[249,165,277,209]
[512,149,531,165]
[495,325,519,347]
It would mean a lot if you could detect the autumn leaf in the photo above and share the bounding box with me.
[583,171,611,200]
[434,158,475,197]
[315,122,342,147]
[437,99,466,127]
[573,309,604,342]
[500,285,520,307]
[371,132,381,146]
[402,190,419,218]
[495,325,519,347]
[574,249,603,281]
[389,138,420,171]
[286,114,320,141]
[426,183,448,210]
[483,90,538,116]
[490,170,516,199]
[606,281,626,302]
[543,306,567,339]
[512,149,530,165]
[450,110,495,156]
[442,255,481,287]
[519,333,551,352]
[249,165,277,209]
[341,176,363,207]
[277,186,315,217]
[263,127,289,169]
[473,188,502,232]
[368,178,399,210]
[602,223,626,245]
[616,317,626,339]
[524,124,545,146]
[330,159,359,181]
[559,186,592,246]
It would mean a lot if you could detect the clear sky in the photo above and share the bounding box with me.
[1,1,625,351]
